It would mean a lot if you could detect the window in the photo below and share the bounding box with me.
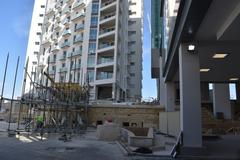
[38,23,42,26]
[92,3,99,14]
[130,62,135,66]
[62,63,65,68]
[87,70,94,82]
[89,29,97,40]
[40,5,45,8]
[88,43,96,54]
[36,32,41,35]
[87,55,95,68]
[90,16,98,26]
[39,14,44,17]
[130,73,135,77]
[35,42,40,45]
[129,51,135,55]
[32,61,37,65]
[34,51,39,55]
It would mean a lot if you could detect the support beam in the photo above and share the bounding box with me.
[165,82,176,112]
[216,1,240,40]
[213,84,232,119]
[179,44,202,147]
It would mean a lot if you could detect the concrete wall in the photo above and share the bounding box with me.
[159,111,180,137]
[88,105,163,129]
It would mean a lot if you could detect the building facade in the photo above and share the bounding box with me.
[24,0,143,102]
[24,0,47,93]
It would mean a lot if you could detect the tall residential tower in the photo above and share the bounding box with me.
[24,0,143,102]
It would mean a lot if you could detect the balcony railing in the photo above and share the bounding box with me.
[61,42,70,48]
[59,54,67,60]
[49,58,56,63]
[100,12,116,21]
[64,7,71,14]
[71,12,85,21]
[72,64,81,70]
[98,42,114,49]
[62,30,71,37]
[72,0,85,9]
[59,67,68,73]
[49,70,56,75]
[51,46,60,52]
[101,0,116,8]
[68,50,82,57]
[75,24,84,31]
[99,27,115,35]
[97,72,113,80]
[46,8,55,16]
[63,19,70,25]
[98,57,114,64]
[73,36,83,43]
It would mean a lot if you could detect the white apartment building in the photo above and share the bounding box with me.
[24,0,47,93]
[25,0,143,102]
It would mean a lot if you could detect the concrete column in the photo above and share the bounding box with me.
[165,82,176,111]
[159,57,166,107]
[179,44,202,147]
[201,82,210,102]
[236,83,240,103]
[213,84,232,119]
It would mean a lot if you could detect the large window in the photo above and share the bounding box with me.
[91,16,98,26]
[89,29,97,40]
[92,3,99,14]
[88,43,96,54]
[87,55,95,68]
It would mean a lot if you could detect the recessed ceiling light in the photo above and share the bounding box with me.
[213,53,228,59]
[200,68,210,72]
[230,78,239,81]
[188,44,195,51]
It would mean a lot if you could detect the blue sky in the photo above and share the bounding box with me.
[0,0,157,99]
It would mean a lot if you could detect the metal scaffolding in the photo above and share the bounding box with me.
[0,54,90,139]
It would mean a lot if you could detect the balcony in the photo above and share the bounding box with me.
[42,38,51,45]
[54,24,61,31]
[68,50,82,58]
[44,19,51,26]
[63,19,70,26]
[99,27,115,38]
[52,34,59,41]
[97,72,113,80]
[49,70,56,75]
[101,0,117,10]
[72,0,85,10]
[98,42,114,50]
[46,8,55,17]
[59,67,68,73]
[73,36,83,44]
[97,57,114,65]
[64,7,71,15]
[72,64,81,70]
[49,58,56,63]
[100,12,116,24]
[55,3,62,10]
[62,30,71,37]
[61,42,70,48]
[65,0,74,4]
[71,12,85,21]
[59,54,67,61]
[75,24,84,31]
[51,46,60,52]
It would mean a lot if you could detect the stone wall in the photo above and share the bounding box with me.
[88,105,163,129]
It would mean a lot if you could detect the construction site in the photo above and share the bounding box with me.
[0,53,240,160]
